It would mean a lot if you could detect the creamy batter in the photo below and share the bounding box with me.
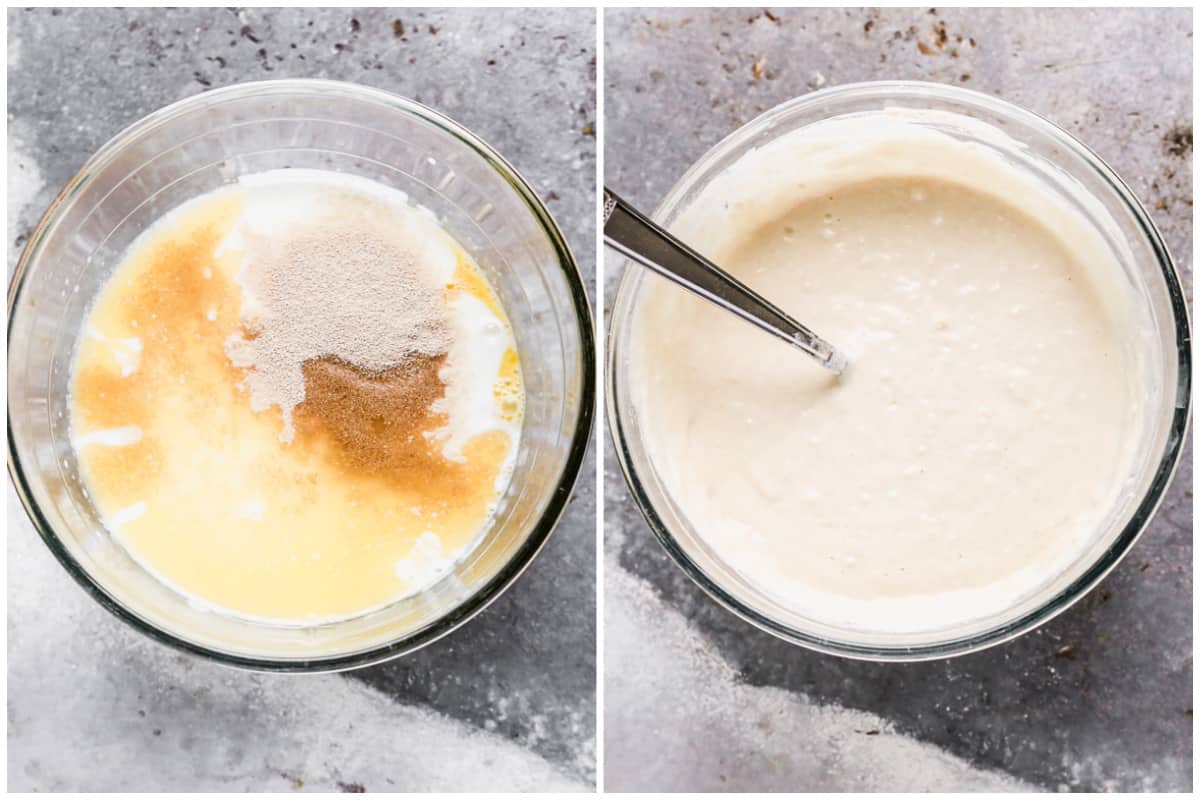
[630,111,1147,633]
[70,170,523,622]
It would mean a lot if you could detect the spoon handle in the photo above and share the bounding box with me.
[603,188,847,375]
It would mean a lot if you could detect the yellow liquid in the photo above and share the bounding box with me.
[70,186,523,621]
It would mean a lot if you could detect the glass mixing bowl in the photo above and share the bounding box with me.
[9,79,594,671]
[608,81,1191,661]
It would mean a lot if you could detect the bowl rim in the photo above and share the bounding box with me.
[606,79,1192,661]
[7,78,596,672]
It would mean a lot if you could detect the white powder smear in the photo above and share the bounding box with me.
[606,559,1034,792]
[106,502,146,532]
[237,500,266,521]
[394,531,453,587]
[73,425,142,449]
[86,327,142,377]
[432,293,519,462]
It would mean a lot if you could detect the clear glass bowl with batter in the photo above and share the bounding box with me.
[8,79,594,670]
[607,81,1191,660]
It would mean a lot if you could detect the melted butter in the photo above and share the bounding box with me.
[71,185,523,622]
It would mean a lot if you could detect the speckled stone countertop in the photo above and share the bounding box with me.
[604,7,1192,792]
[8,7,596,792]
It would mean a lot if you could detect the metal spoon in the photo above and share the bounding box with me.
[603,188,848,375]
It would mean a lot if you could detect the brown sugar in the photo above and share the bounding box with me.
[295,354,447,473]
[292,353,495,509]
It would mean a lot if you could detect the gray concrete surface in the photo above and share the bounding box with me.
[8,7,596,792]
[604,7,1192,793]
